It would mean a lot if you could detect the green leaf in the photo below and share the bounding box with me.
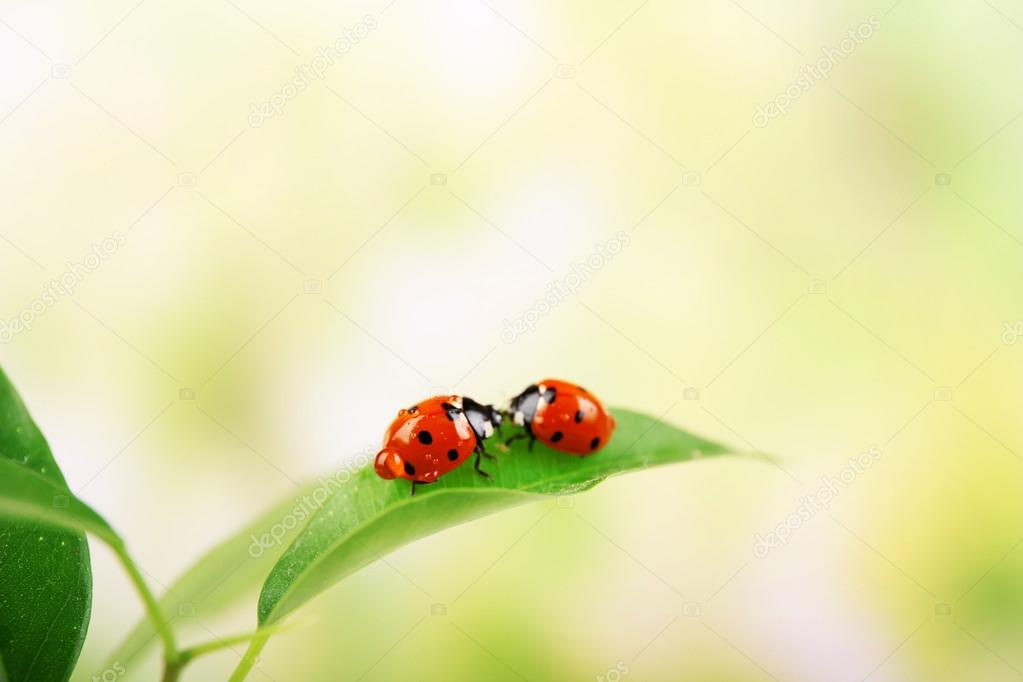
[0,461,118,545]
[257,408,729,625]
[0,368,93,682]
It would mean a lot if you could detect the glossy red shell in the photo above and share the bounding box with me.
[531,378,616,456]
[374,396,476,483]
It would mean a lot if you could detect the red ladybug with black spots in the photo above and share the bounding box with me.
[374,395,502,495]
[505,379,615,455]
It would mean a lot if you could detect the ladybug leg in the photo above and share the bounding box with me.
[410,480,435,496]
[504,433,528,446]
[506,423,537,451]
[473,449,492,479]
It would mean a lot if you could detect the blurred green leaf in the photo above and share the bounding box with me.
[103,485,320,671]
[258,408,728,625]
[0,368,93,682]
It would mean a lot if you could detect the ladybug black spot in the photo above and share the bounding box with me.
[408,405,419,414]
[574,409,584,423]
[590,437,600,450]
[404,461,416,476]
[544,388,557,404]
[551,431,564,443]
[418,430,433,445]
[447,448,459,461]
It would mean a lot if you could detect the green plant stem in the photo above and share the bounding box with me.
[161,661,183,682]
[111,542,180,668]
[109,537,287,682]
[158,629,279,682]
[179,630,269,664]
[228,632,271,682]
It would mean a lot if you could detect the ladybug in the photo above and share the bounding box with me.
[506,379,615,455]
[374,395,503,495]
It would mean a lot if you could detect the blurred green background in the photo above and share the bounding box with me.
[2,0,1022,680]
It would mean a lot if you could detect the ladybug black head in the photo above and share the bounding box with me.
[461,396,501,443]
[508,384,541,427]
